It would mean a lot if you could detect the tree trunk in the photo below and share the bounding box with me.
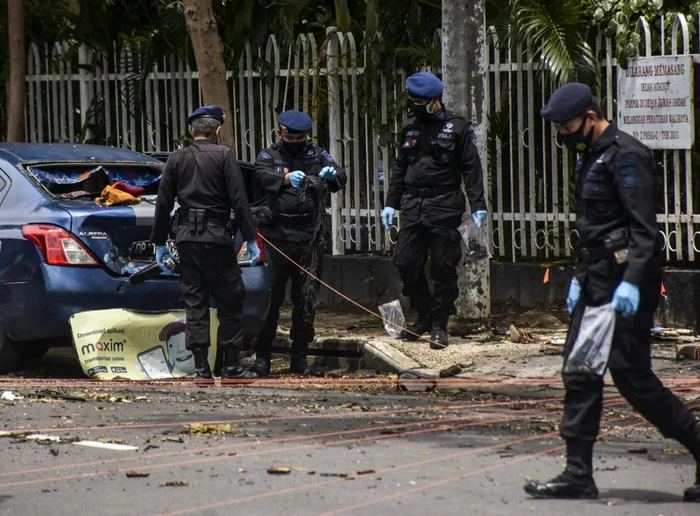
[183,0,235,150]
[442,0,490,324]
[7,0,26,142]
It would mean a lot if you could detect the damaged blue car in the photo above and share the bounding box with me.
[0,143,270,373]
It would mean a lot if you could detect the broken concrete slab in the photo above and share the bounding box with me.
[397,369,439,392]
[676,343,700,360]
[362,339,420,373]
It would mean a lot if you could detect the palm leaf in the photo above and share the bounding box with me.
[507,0,598,86]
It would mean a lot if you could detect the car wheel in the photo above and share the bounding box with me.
[0,325,20,374]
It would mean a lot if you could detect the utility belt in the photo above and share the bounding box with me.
[578,228,629,265]
[405,184,457,198]
[176,208,231,234]
[273,211,314,225]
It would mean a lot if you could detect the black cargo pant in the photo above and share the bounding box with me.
[561,257,700,456]
[393,217,463,319]
[256,238,319,362]
[177,242,246,352]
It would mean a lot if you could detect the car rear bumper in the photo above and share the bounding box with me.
[2,264,271,342]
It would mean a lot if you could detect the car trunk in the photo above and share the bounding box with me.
[54,198,165,275]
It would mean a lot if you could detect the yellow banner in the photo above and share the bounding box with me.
[70,309,219,380]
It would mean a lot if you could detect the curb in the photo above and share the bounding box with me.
[362,339,421,373]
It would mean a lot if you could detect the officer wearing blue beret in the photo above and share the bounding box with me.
[380,72,488,349]
[524,83,700,503]
[253,109,347,376]
[151,105,259,379]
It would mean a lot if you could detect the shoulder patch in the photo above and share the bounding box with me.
[320,149,338,164]
[260,151,272,160]
[615,156,638,188]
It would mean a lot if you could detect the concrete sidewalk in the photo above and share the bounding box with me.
[267,304,700,386]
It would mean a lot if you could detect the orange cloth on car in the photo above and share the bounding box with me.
[96,185,142,206]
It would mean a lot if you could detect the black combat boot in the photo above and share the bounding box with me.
[192,348,213,379]
[400,313,432,341]
[252,357,271,378]
[290,355,312,375]
[221,349,258,379]
[679,425,700,502]
[524,439,598,499]
[683,464,700,502]
[429,313,449,349]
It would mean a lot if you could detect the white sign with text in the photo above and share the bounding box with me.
[617,55,694,149]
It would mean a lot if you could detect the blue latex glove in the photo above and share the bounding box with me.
[319,166,336,179]
[289,170,305,188]
[381,206,395,231]
[155,245,174,272]
[472,210,488,229]
[612,281,640,317]
[246,240,261,266]
[566,278,581,315]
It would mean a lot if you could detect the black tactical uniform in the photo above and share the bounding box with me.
[255,140,347,374]
[151,139,257,376]
[386,110,486,341]
[525,83,700,502]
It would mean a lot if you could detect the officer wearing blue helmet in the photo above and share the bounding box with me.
[524,83,700,503]
[380,72,487,348]
[253,110,347,376]
[151,105,259,379]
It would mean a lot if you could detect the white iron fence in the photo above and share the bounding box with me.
[23,18,700,264]
[487,14,700,266]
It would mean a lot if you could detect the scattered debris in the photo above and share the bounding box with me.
[509,325,534,343]
[97,437,128,444]
[267,466,292,475]
[627,447,648,454]
[186,423,231,435]
[73,441,139,451]
[160,480,189,487]
[676,344,700,361]
[26,434,61,443]
[50,448,59,457]
[1,391,22,401]
[163,436,185,443]
[439,364,462,378]
[26,391,87,402]
[397,370,437,392]
[662,448,688,455]
[319,472,350,478]
[126,471,150,478]
[653,327,695,339]
[357,469,376,475]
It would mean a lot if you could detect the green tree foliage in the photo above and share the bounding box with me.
[488,0,598,86]
[592,0,700,65]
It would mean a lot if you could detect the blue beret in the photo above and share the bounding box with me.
[278,110,312,133]
[187,105,225,125]
[406,72,443,99]
[540,83,593,122]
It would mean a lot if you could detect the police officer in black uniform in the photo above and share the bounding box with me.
[381,72,487,349]
[524,83,700,502]
[253,110,347,377]
[151,105,259,380]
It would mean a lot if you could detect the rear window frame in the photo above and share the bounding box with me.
[18,161,165,200]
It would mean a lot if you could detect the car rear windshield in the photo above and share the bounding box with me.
[27,164,162,199]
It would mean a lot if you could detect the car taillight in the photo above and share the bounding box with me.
[236,235,265,265]
[22,224,100,267]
